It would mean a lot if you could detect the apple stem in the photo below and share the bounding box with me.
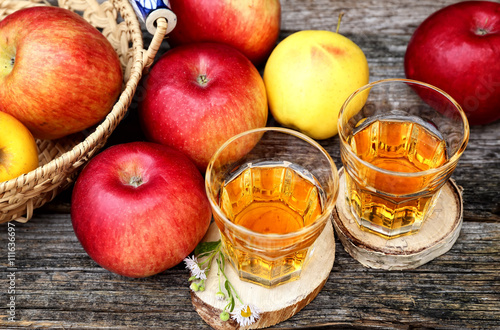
[197,74,209,86]
[129,176,143,187]
[476,28,488,36]
[336,12,344,34]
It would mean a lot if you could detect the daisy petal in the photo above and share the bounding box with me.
[183,255,198,271]
[183,256,206,280]
[231,304,261,327]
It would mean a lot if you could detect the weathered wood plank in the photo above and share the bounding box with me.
[1,213,499,328]
[2,0,500,328]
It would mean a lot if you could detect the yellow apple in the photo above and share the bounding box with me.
[263,29,369,139]
[0,111,39,182]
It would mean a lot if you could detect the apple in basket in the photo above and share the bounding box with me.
[71,142,212,278]
[405,0,500,125]
[0,111,39,182]
[168,0,281,66]
[138,42,268,172]
[0,6,123,140]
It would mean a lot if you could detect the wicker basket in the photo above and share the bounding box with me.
[0,0,169,223]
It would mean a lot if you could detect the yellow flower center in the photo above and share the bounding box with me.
[241,306,252,318]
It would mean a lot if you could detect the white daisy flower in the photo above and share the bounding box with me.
[184,255,198,270]
[183,256,207,280]
[231,304,261,327]
[192,266,207,280]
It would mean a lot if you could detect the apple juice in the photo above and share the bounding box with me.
[217,161,325,286]
[345,116,448,237]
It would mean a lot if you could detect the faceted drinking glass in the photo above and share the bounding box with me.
[205,127,339,287]
[338,79,469,238]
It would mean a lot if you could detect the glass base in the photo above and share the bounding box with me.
[223,242,317,288]
[347,198,424,239]
[355,216,419,238]
[345,188,443,239]
[235,268,301,288]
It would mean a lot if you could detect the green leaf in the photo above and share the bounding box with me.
[195,240,221,256]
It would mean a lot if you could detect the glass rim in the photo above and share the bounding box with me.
[205,126,339,240]
[338,78,470,178]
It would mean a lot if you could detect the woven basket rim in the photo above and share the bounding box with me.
[0,0,149,197]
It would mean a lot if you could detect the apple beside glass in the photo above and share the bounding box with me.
[405,0,500,125]
[138,42,269,172]
[263,29,370,140]
[71,142,212,278]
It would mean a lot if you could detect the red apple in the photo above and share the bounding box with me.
[138,42,268,172]
[0,6,123,140]
[404,1,500,125]
[71,142,212,278]
[167,0,281,66]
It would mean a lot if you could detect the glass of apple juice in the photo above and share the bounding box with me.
[338,78,469,238]
[205,127,339,288]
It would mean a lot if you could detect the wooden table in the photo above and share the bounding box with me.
[1,0,499,328]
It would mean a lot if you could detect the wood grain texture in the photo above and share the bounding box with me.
[2,0,500,328]
[1,213,499,329]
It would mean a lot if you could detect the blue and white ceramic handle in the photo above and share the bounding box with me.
[128,0,177,35]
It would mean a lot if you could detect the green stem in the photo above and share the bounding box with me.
[218,266,223,292]
[217,252,244,305]
[198,242,222,273]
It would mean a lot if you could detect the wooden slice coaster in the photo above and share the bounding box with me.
[191,219,335,329]
[332,168,463,270]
